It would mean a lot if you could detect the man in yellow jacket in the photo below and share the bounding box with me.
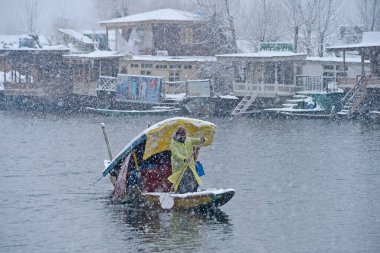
[168,127,205,193]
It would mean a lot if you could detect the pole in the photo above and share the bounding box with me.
[101,123,113,160]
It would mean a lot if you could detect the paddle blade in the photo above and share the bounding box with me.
[160,193,174,209]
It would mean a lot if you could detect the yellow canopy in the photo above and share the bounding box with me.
[143,117,216,160]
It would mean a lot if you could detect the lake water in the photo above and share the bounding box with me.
[1,110,380,253]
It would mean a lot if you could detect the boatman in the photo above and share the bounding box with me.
[168,127,205,194]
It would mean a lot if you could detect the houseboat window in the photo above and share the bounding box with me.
[180,28,193,45]
[323,64,334,70]
[336,72,347,78]
[336,65,348,71]
[136,28,145,42]
[323,72,334,77]
[283,63,294,85]
[252,65,262,83]
[169,70,180,81]
[264,63,275,84]
[141,70,146,75]
[184,64,192,69]
[130,63,139,68]
[146,71,151,75]
[233,61,245,82]
[170,64,181,69]
[156,65,160,69]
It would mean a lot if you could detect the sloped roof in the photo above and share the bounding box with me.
[64,50,124,59]
[132,55,216,62]
[58,29,94,45]
[99,9,202,26]
[217,51,307,60]
[306,56,370,63]
[326,32,380,51]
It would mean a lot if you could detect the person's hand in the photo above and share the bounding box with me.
[184,157,191,163]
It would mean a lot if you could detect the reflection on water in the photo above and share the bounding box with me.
[107,203,232,252]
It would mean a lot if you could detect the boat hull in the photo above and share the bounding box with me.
[119,188,235,211]
[86,106,181,116]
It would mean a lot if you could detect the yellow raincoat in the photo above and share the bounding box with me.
[168,137,203,192]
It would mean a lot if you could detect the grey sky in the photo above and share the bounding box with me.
[0,0,359,35]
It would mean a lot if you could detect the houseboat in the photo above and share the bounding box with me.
[216,44,307,115]
[326,32,380,120]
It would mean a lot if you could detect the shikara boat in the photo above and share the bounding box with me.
[86,106,181,116]
[100,117,235,210]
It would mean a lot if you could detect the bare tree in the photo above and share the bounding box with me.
[357,0,380,32]
[93,0,135,20]
[23,0,40,35]
[247,0,285,43]
[190,0,239,53]
[315,0,341,57]
[284,0,305,52]
[303,0,318,55]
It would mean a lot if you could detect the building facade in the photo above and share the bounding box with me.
[99,9,228,57]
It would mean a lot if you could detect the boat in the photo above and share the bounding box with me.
[99,117,235,210]
[86,106,182,116]
[369,110,380,123]
[264,90,344,119]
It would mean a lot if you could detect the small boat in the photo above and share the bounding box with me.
[86,106,181,116]
[100,117,235,210]
[369,110,380,123]
[264,91,343,119]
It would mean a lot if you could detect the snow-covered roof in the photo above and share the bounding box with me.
[131,55,216,62]
[58,29,94,45]
[326,32,380,50]
[0,34,34,49]
[306,56,370,63]
[217,51,307,60]
[64,50,124,59]
[99,9,202,25]
[236,39,256,53]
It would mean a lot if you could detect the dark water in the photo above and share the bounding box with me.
[1,110,380,253]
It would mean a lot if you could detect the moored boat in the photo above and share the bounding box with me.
[99,117,235,210]
[264,90,344,119]
[86,106,182,116]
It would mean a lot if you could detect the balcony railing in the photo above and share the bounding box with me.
[97,76,117,91]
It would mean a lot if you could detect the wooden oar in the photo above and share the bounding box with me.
[92,123,113,185]
[101,123,113,160]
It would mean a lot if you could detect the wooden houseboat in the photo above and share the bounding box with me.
[99,8,229,56]
[326,32,380,119]
[216,47,307,115]
[0,47,70,106]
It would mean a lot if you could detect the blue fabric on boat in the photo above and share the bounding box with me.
[195,161,205,177]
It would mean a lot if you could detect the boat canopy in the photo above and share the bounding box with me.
[102,117,216,177]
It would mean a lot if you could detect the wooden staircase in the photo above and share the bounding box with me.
[338,76,368,118]
[231,93,258,115]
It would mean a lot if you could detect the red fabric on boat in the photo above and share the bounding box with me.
[140,162,172,192]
